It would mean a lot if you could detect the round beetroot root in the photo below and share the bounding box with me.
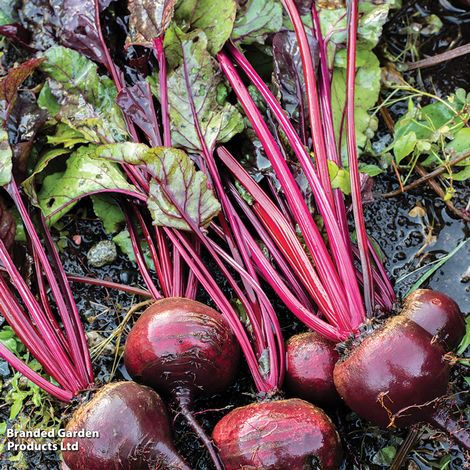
[285,332,340,406]
[402,289,465,351]
[334,315,449,428]
[62,382,189,470]
[212,398,342,470]
[124,297,240,398]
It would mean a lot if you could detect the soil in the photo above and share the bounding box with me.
[0,0,469,469]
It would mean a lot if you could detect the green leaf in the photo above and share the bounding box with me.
[0,326,15,340]
[39,46,128,144]
[37,81,60,116]
[0,128,12,187]
[317,1,395,158]
[457,316,470,356]
[421,14,443,36]
[328,160,351,195]
[38,146,137,225]
[0,326,18,354]
[95,141,149,162]
[97,144,221,230]
[360,164,383,177]
[395,94,466,146]
[8,450,25,463]
[40,46,112,106]
[0,0,16,25]
[92,195,125,234]
[113,229,154,269]
[422,101,463,129]
[446,128,470,155]
[174,0,237,55]
[455,88,468,104]
[447,165,470,182]
[46,124,91,148]
[163,24,185,70]
[0,327,24,354]
[0,336,18,354]
[392,90,469,170]
[231,0,283,45]
[357,4,391,49]
[127,0,177,45]
[163,30,244,152]
[334,48,375,68]
[9,403,22,422]
[319,1,395,52]
[22,148,72,203]
[331,53,381,158]
[406,239,468,296]
[394,131,417,164]
[235,180,254,205]
[9,389,29,420]
[369,236,386,263]
[373,445,397,466]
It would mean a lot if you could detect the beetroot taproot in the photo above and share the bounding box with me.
[402,289,465,350]
[333,315,449,428]
[124,297,240,470]
[285,332,340,406]
[62,382,189,470]
[213,398,342,470]
[124,297,240,398]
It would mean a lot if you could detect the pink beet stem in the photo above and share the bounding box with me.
[345,0,375,319]
[220,48,364,331]
[0,342,74,401]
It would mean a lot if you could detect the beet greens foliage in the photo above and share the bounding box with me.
[0,57,93,401]
[0,0,468,468]
[0,0,402,398]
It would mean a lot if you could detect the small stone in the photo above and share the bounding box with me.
[87,240,117,268]
[86,331,116,356]
[408,204,426,218]
[0,359,10,377]
[461,266,470,283]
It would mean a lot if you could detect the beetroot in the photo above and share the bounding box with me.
[124,297,240,469]
[124,297,240,398]
[333,315,449,428]
[212,0,469,456]
[62,382,189,470]
[213,398,342,470]
[401,289,465,350]
[285,332,340,406]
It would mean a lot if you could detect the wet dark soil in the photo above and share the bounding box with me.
[3,180,466,470]
[1,0,469,469]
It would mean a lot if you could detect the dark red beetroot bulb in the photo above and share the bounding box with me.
[334,315,449,428]
[124,297,240,470]
[124,297,240,399]
[62,382,190,470]
[401,289,465,351]
[285,332,340,406]
[212,398,342,470]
